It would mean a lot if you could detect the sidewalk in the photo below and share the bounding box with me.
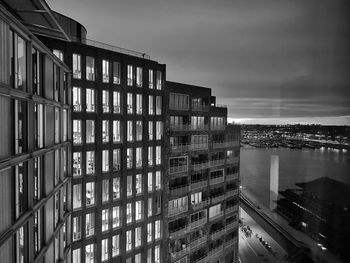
[240,189,343,263]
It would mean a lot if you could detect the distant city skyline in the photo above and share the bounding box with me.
[47,0,350,125]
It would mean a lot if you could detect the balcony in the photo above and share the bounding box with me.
[210,125,225,131]
[209,176,224,186]
[191,200,210,211]
[190,143,208,151]
[225,220,238,231]
[209,159,225,168]
[190,236,207,250]
[171,246,190,260]
[210,228,225,240]
[226,141,239,147]
[190,124,208,131]
[208,245,224,258]
[170,124,190,131]
[226,173,239,181]
[192,161,209,172]
[171,144,190,153]
[170,185,189,197]
[190,180,208,191]
[225,189,238,198]
[192,104,209,112]
[169,104,189,111]
[168,204,188,217]
[169,164,188,175]
[190,217,207,229]
[209,211,224,222]
[169,225,189,238]
[211,194,225,204]
[226,157,239,165]
[225,204,238,214]
[212,142,226,149]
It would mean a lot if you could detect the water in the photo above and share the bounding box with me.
[240,146,350,208]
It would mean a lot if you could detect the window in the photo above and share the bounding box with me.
[72,248,81,263]
[127,93,133,114]
[112,235,120,257]
[135,227,142,247]
[113,149,121,171]
[63,109,68,141]
[126,203,132,224]
[113,178,120,199]
[135,253,141,263]
[86,151,95,175]
[112,206,120,228]
[135,201,143,221]
[73,216,82,241]
[156,146,161,165]
[73,53,81,79]
[73,87,81,111]
[136,94,143,114]
[148,197,152,216]
[155,220,161,239]
[85,244,94,263]
[85,213,94,237]
[148,69,153,89]
[209,204,222,218]
[147,223,153,242]
[73,184,82,209]
[53,49,63,62]
[15,226,25,263]
[11,34,27,90]
[113,91,121,113]
[54,108,60,144]
[33,157,42,202]
[102,59,110,83]
[155,245,160,263]
[127,121,133,142]
[54,192,59,226]
[148,95,154,115]
[136,67,142,87]
[127,148,133,169]
[155,171,161,190]
[135,147,143,168]
[156,71,162,90]
[34,209,41,254]
[101,238,108,261]
[156,96,162,115]
[149,121,154,140]
[54,64,60,101]
[127,65,133,86]
[127,175,133,197]
[136,121,143,141]
[32,48,41,95]
[13,100,26,154]
[113,120,121,143]
[126,230,132,251]
[148,172,153,192]
[102,120,109,143]
[86,88,95,112]
[148,147,153,166]
[156,121,163,140]
[102,90,109,113]
[34,104,44,149]
[54,150,60,185]
[102,209,109,232]
[86,120,95,143]
[102,179,109,202]
[136,174,143,195]
[73,120,82,144]
[169,93,189,110]
[86,56,95,81]
[113,62,121,84]
[102,150,109,172]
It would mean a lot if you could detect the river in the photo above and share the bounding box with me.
[240,146,350,208]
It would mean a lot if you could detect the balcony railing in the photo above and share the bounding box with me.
[170,185,189,196]
[168,204,188,217]
[226,141,239,147]
[190,124,208,131]
[190,217,207,229]
[190,236,207,250]
[225,189,238,198]
[208,245,224,258]
[210,125,225,131]
[225,238,238,248]
[209,211,224,222]
[191,200,210,211]
[170,124,190,131]
[210,228,225,240]
[209,176,224,186]
[211,194,225,204]
[169,164,188,174]
[226,157,239,164]
[171,144,190,153]
[192,161,209,171]
[225,204,239,214]
[226,173,239,181]
[169,104,189,111]
[169,225,189,238]
[190,180,208,191]
[212,141,240,149]
[190,143,208,151]
[209,159,225,167]
[171,246,190,260]
[225,220,238,231]
[192,104,209,112]
[191,255,209,263]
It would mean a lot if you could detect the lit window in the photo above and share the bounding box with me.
[147,248,152,263]
[136,121,143,141]
[86,88,95,112]
[54,192,59,226]
[148,147,153,166]
[112,149,121,171]
[63,109,68,141]
[127,93,133,114]
[113,91,121,113]
[148,121,153,140]
[156,70,162,90]
[127,148,133,169]
[113,120,121,143]
[156,146,161,165]
[85,213,94,237]
[113,177,120,199]
[86,120,95,143]
[126,203,132,224]
[101,238,109,261]
[73,216,82,241]
[34,104,44,148]
[148,172,153,192]
[15,226,25,263]
[148,69,153,89]
[13,100,25,154]
[136,174,143,195]
[102,59,110,83]
[136,67,142,87]
[73,120,82,145]
[72,248,81,263]
[135,201,143,221]
[147,223,153,242]
[135,253,141,263]
[102,179,109,202]
[155,171,162,190]
[155,245,160,263]
[86,56,95,81]
[33,157,42,202]
[126,230,132,251]
[113,62,121,84]
[102,120,109,143]
[135,227,142,247]
[148,95,154,115]
[73,87,81,112]
[127,121,133,142]
[102,150,109,172]
[148,197,152,217]
[85,243,94,263]
[136,147,142,168]
[127,175,133,197]
[34,209,41,254]
[86,182,95,206]
[73,184,82,210]
[53,49,63,62]
[102,209,109,232]
[156,96,162,115]
[112,206,120,228]
[136,94,143,114]
[102,90,109,113]
[72,53,81,79]
[155,220,161,239]
[127,65,133,86]
[156,121,163,140]
[112,235,120,257]
[86,151,95,175]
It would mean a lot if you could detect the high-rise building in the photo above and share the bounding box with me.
[164,82,240,263]
[0,1,239,263]
[0,2,72,262]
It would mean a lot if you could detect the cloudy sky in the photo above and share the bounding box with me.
[47,0,350,125]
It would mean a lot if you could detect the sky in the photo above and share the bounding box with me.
[47,0,350,125]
